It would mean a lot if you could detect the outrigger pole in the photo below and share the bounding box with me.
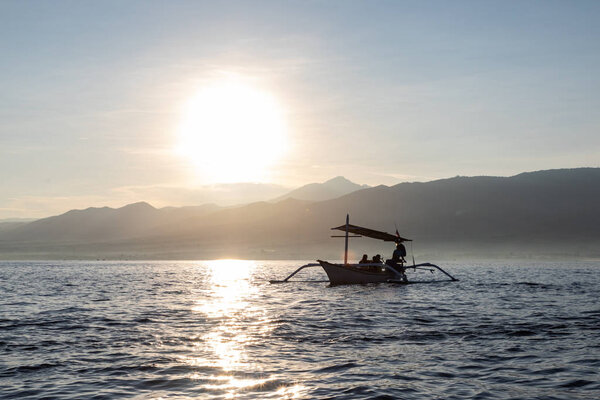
[408,263,459,282]
[269,263,322,283]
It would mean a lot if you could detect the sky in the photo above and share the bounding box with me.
[1,0,599,218]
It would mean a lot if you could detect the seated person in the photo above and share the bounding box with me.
[359,254,369,264]
[372,254,382,263]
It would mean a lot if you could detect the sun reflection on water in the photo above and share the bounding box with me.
[186,260,305,397]
[192,259,256,318]
[276,384,305,399]
[191,260,258,372]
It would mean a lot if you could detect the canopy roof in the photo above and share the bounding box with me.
[331,224,412,242]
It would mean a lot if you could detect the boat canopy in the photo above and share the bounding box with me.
[331,224,412,242]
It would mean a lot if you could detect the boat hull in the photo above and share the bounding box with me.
[318,260,395,285]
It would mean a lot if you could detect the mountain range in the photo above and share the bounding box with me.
[0,168,598,260]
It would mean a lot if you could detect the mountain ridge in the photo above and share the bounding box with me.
[0,168,598,259]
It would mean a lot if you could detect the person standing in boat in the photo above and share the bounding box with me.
[393,241,407,265]
[388,241,408,282]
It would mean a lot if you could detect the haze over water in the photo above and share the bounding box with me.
[1,260,599,399]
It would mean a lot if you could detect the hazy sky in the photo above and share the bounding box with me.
[1,0,599,218]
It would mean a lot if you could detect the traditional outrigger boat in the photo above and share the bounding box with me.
[270,214,458,286]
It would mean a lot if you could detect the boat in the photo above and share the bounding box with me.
[270,214,458,285]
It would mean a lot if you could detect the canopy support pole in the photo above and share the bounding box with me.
[344,214,349,265]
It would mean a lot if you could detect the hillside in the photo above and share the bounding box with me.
[0,168,598,259]
[2,202,223,243]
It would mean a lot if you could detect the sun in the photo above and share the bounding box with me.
[177,79,288,183]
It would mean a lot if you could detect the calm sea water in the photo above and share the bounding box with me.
[0,260,599,399]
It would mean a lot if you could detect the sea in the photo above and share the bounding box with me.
[1,260,599,399]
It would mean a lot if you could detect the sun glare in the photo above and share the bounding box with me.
[177,80,288,183]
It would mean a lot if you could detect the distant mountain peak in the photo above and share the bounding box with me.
[323,176,369,190]
[119,201,156,210]
[272,176,369,202]
[324,176,351,184]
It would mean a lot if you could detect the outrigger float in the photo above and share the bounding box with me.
[270,214,458,286]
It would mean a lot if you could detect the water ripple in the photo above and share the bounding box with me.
[0,260,599,399]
